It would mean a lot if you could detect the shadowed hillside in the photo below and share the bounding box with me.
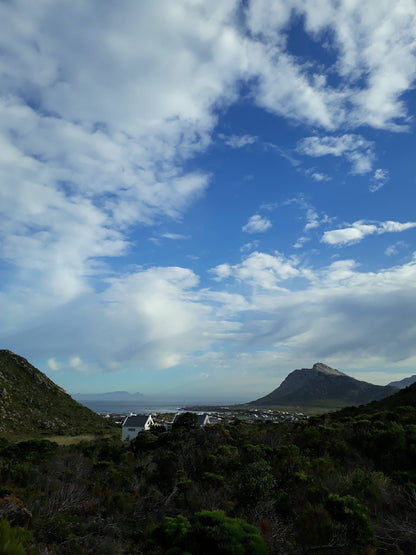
[250,362,398,409]
[334,380,416,419]
[0,350,117,440]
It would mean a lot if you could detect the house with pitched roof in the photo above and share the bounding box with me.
[197,413,211,427]
[122,414,154,440]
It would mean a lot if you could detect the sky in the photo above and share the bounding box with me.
[1,0,416,400]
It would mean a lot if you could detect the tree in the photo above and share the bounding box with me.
[172,413,198,431]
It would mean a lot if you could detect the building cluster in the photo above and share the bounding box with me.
[121,412,211,441]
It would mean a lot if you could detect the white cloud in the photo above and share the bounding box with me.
[322,224,378,246]
[246,0,416,130]
[322,220,416,246]
[242,214,272,233]
[211,263,233,281]
[212,251,300,289]
[0,0,248,331]
[297,134,375,175]
[310,171,331,182]
[47,358,60,371]
[3,265,225,372]
[69,356,82,369]
[0,1,414,312]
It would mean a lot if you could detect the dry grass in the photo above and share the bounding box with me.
[47,433,118,445]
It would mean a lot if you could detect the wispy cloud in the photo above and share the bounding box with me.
[162,233,191,240]
[264,142,301,167]
[308,171,331,182]
[297,134,375,175]
[241,241,260,252]
[285,196,330,233]
[293,236,310,250]
[259,202,278,212]
[219,133,257,148]
[370,168,390,193]
[385,241,407,257]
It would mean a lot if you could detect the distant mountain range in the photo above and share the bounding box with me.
[249,362,398,409]
[73,390,145,401]
[0,350,117,440]
[388,375,416,389]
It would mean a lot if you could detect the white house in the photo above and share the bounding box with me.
[122,414,154,440]
[197,413,211,427]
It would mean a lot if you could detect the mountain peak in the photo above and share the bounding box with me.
[312,362,343,376]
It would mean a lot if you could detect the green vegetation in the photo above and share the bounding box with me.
[2,351,415,551]
[1,385,416,553]
[0,519,33,555]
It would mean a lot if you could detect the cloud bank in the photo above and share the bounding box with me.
[1,0,416,391]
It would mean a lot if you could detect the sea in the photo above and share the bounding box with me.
[78,400,186,415]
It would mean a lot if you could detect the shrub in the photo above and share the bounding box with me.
[153,510,267,554]
[0,519,32,555]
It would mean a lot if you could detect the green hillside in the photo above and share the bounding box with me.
[0,350,117,440]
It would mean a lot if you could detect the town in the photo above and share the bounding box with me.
[102,407,308,440]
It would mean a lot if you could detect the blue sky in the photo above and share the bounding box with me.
[1,0,416,400]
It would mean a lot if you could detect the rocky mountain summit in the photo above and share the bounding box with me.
[250,362,398,409]
[0,350,116,440]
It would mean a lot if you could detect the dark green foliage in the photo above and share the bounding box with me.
[237,460,274,506]
[172,412,199,431]
[1,389,416,553]
[326,494,376,547]
[153,510,267,555]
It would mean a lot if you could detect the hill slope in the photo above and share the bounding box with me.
[250,362,398,408]
[0,350,117,439]
[388,375,416,389]
[335,380,416,419]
